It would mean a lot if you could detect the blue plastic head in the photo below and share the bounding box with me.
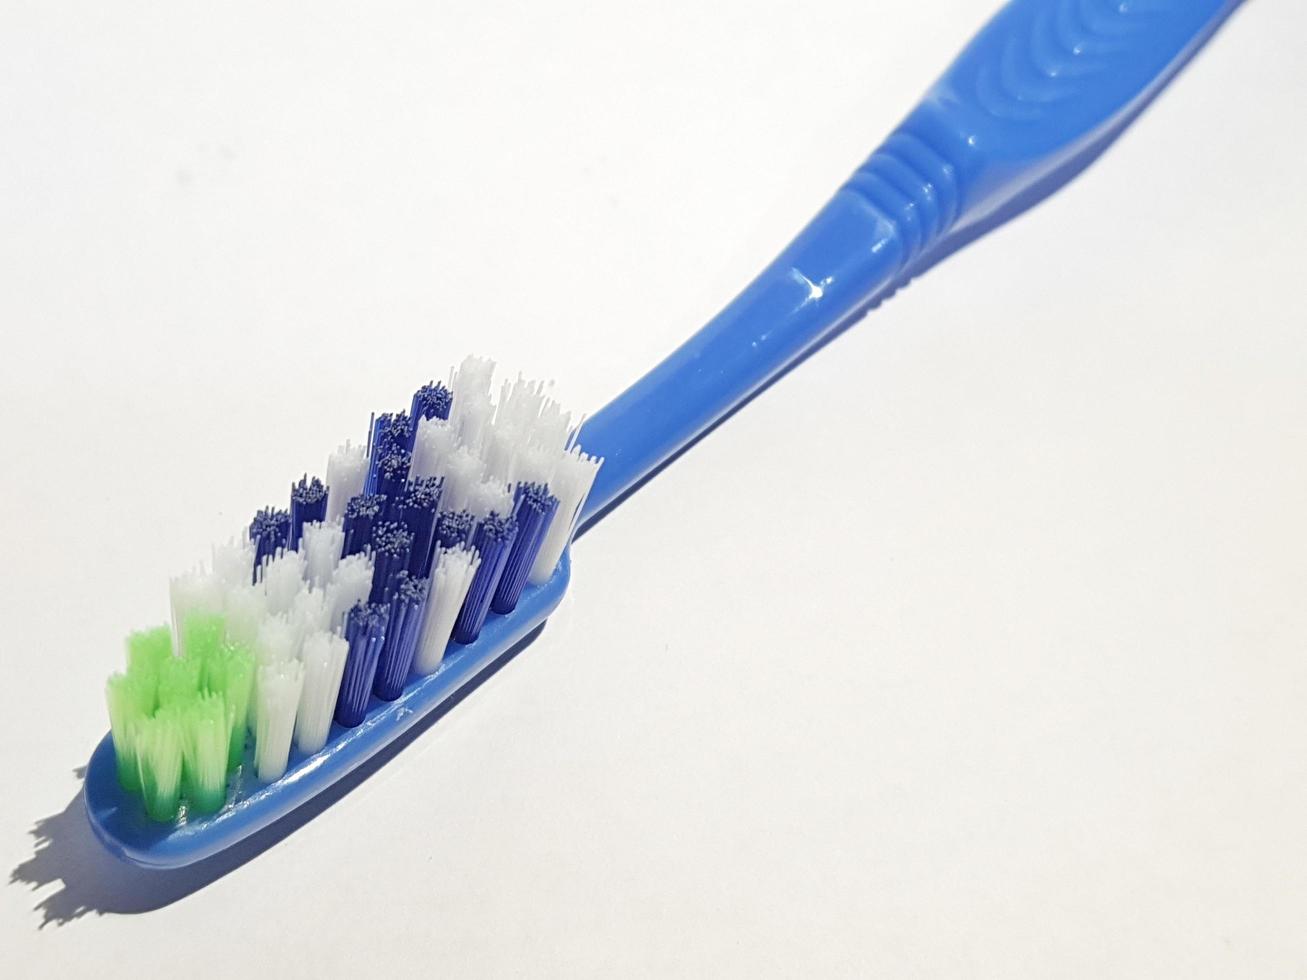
[85,551,571,868]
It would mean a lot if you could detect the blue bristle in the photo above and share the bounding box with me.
[434,509,475,550]
[365,411,412,492]
[289,475,328,551]
[249,507,291,581]
[399,477,444,576]
[368,521,413,604]
[491,482,560,614]
[342,493,387,557]
[375,449,412,504]
[410,381,453,425]
[335,601,390,727]
[373,573,430,701]
[452,514,519,645]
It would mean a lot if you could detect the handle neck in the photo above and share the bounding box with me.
[576,191,909,528]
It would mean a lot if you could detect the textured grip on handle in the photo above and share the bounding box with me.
[885,0,1240,251]
[578,0,1240,526]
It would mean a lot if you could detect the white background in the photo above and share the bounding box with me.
[3,0,1305,975]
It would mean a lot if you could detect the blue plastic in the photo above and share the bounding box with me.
[85,0,1239,867]
[85,553,570,867]
[578,0,1241,523]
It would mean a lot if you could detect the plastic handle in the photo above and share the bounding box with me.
[577,0,1239,525]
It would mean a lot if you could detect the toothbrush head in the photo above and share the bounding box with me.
[84,552,572,867]
[85,358,598,868]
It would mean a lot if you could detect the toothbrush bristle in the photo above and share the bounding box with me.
[342,492,387,558]
[373,572,430,701]
[260,549,307,616]
[410,415,458,479]
[253,659,304,782]
[324,441,368,525]
[302,519,345,589]
[325,552,376,634]
[368,520,414,604]
[135,711,184,821]
[289,475,328,551]
[375,448,413,501]
[528,446,601,586]
[410,381,453,424]
[492,482,560,615]
[452,513,519,645]
[413,544,481,675]
[434,509,475,550]
[295,630,349,754]
[335,601,389,727]
[367,411,414,489]
[398,476,443,577]
[249,507,291,578]
[181,692,229,814]
[106,356,603,821]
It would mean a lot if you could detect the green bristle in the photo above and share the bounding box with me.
[206,642,256,770]
[183,613,227,681]
[157,655,202,709]
[126,625,172,677]
[181,693,230,815]
[105,673,154,795]
[136,711,184,821]
[124,626,172,711]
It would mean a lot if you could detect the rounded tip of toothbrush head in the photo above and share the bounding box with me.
[84,548,574,869]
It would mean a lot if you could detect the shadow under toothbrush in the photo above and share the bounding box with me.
[10,623,547,928]
[12,0,1245,927]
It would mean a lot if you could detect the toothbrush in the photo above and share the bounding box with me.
[85,0,1242,868]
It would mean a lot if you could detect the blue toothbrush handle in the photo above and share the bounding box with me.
[577,0,1240,525]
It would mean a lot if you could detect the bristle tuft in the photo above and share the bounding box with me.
[325,441,368,524]
[374,573,429,700]
[295,630,349,754]
[452,514,518,644]
[413,544,480,674]
[253,659,304,782]
[335,602,389,727]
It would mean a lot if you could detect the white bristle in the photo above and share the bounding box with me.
[439,446,486,513]
[454,393,493,455]
[480,375,574,485]
[517,442,560,488]
[325,440,368,524]
[450,355,496,454]
[528,445,603,585]
[414,544,481,675]
[302,519,344,588]
[451,354,496,401]
[169,566,223,656]
[467,477,514,520]
[325,553,375,633]
[260,549,307,616]
[212,535,255,590]
[254,659,305,782]
[493,375,571,451]
[290,585,329,642]
[480,420,519,484]
[255,614,300,666]
[534,399,572,453]
[411,415,458,479]
[294,630,349,754]
[223,582,267,648]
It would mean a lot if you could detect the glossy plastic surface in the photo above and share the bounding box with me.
[578,0,1239,523]
[85,553,570,868]
[85,0,1240,868]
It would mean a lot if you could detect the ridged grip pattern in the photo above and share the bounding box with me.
[845,0,1241,263]
[579,0,1240,524]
